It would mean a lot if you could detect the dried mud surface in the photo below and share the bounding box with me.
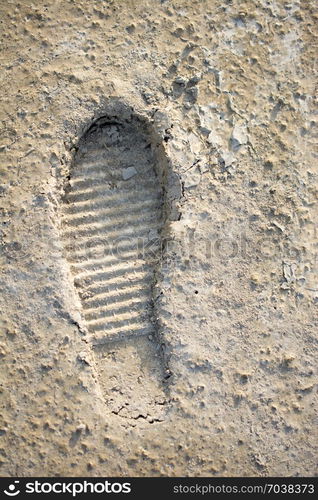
[0,0,317,477]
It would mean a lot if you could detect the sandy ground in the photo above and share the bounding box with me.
[0,0,317,477]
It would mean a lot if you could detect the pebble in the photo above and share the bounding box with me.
[174,76,186,85]
[207,131,223,148]
[184,167,201,188]
[188,74,201,86]
[76,423,86,432]
[122,166,137,180]
[77,352,90,365]
[231,124,248,150]
[221,151,235,167]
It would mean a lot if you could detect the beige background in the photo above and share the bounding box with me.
[0,0,317,476]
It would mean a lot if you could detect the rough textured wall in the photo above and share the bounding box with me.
[0,0,317,477]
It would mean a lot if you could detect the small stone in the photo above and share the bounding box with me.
[283,262,296,282]
[221,151,235,167]
[174,76,186,85]
[199,163,209,174]
[125,24,135,34]
[185,86,198,103]
[280,282,290,290]
[76,423,86,432]
[207,131,223,148]
[250,273,261,284]
[199,126,211,136]
[122,167,137,180]
[184,167,201,188]
[188,132,202,154]
[231,124,248,150]
[188,74,201,86]
[272,220,285,232]
[142,91,157,104]
[77,352,90,365]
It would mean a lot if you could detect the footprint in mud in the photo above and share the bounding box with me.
[61,104,176,422]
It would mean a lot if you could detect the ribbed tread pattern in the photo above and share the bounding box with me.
[62,118,163,344]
